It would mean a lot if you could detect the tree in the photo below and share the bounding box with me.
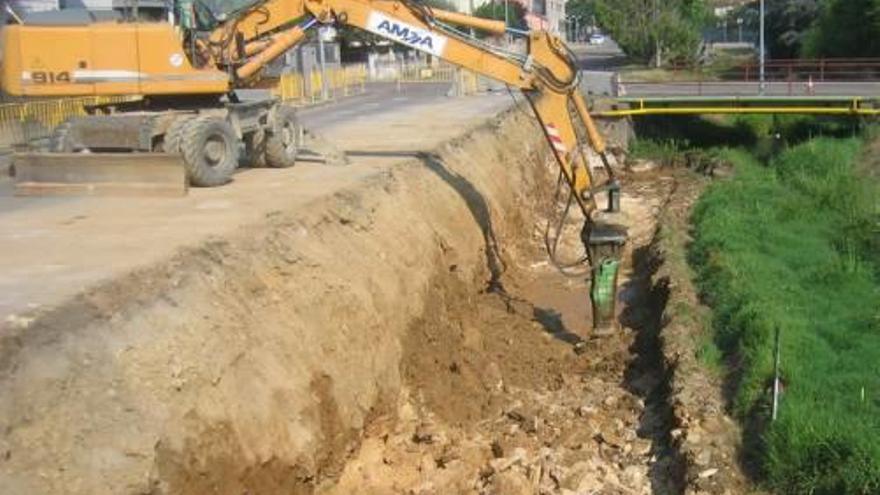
[764,0,820,58]
[761,0,880,58]
[473,0,528,31]
[565,0,596,23]
[564,0,595,40]
[801,0,880,58]
[592,0,709,65]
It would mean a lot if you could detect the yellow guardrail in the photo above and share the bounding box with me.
[395,64,481,94]
[397,65,457,82]
[274,64,367,103]
[274,62,484,102]
[0,95,136,147]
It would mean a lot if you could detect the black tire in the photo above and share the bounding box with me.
[244,130,267,168]
[180,116,239,187]
[163,115,196,153]
[265,106,300,168]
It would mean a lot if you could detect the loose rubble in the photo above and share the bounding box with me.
[321,166,699,494]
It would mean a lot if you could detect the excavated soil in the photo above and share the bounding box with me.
[0,109,747,494]
[318,163,688,495]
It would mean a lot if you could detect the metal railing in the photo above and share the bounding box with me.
[370,61,484,94]
[0,95,138,148]
[661,58,880,83]
[274,61,485,102]
[273,64,367,103]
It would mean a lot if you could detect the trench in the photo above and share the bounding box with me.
[318,165,689,494]
[0,111,697,495]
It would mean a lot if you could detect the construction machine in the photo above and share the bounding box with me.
[1,0,626,327]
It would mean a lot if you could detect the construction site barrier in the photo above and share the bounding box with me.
[376,62,482,92]
[0,95,136,148]
[274,62,484,102]
[274,64,367,103]
[396,64,482,95]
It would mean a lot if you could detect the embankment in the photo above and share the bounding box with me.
[0,110,555,494]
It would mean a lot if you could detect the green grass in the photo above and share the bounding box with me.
[689,138,880,494]
[631,114,880,492]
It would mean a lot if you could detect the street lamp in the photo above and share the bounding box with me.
[759,0,766,94]
[737,17,744,43]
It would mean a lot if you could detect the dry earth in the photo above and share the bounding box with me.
[0,107,748,494]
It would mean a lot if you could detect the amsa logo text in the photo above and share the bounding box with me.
[366,12,448,57]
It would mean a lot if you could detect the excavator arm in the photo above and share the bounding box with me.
[212,0,618,221]
[209,0,627,329]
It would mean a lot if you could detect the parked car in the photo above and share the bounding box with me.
[589,33,606,45]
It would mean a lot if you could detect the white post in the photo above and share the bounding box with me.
[772,326,781,421]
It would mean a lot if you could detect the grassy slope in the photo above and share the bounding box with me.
[689,137,880,494]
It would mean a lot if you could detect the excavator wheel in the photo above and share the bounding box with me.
[265,105,300,168]
[244,129,267,168]
[180,116,238,187]
[163,115,196,153]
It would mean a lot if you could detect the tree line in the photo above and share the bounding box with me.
[565,0,880,64]
[565,0,711,65]
[695,0,880,59]
[761,0,880,58]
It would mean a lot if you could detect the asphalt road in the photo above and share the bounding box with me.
[571,40,628,71]
[238,82,457,131]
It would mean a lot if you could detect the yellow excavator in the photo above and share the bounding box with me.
[1,0,626,326]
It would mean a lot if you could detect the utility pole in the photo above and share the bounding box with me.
[318,27,329,101]
[504,0,508,27]
[759,0,766,94]
[653,0,661,68]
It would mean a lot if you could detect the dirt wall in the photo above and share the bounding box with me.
[0,110,555,494]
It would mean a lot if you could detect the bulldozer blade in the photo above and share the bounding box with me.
[13,153,187,197]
